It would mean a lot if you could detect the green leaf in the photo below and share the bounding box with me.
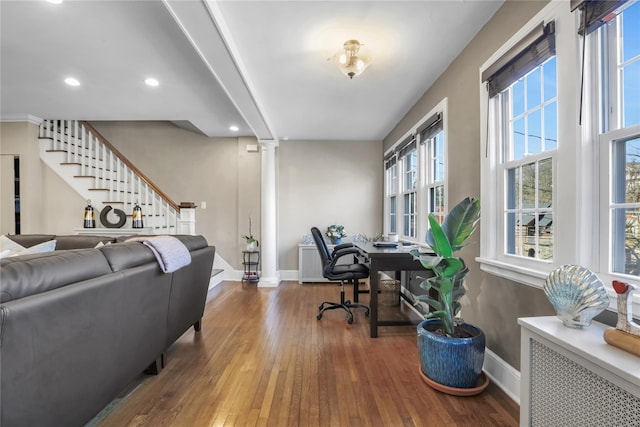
[426,214,452,258]
[441,197,481,252]
[432,257,464,278]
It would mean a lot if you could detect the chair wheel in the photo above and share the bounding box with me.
[317,313,323,320]
[347,317,354,324]
[365,310,370,317]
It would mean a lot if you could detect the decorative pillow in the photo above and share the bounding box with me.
[18,239,57,255]
[0,235,25,252]
[1,239,57,258]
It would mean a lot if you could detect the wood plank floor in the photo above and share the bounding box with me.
[94,281,519,427]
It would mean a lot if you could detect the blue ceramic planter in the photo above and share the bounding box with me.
[331,238,342,245]
[417,319,485,389]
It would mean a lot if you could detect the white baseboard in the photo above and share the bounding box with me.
[483,347,520,405]
[279,270,298,281]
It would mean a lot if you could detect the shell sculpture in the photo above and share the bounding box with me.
[544,265,610,329]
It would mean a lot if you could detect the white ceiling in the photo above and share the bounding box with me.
[0,0,503,141]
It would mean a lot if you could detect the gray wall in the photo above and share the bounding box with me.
[90,121,260,269]
[384,0,555,369]
[277,139,383,271]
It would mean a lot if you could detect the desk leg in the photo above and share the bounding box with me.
[370,261,379,338]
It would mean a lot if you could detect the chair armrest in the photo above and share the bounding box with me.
[328,247,364,269]
[333,242,354,251]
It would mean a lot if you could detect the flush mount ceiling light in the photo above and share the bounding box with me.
[229,125,239,132]
[64,77,80,87]
[144,77,159,87]
[336,39,371,79]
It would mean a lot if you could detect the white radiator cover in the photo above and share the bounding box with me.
[519,317,640,427]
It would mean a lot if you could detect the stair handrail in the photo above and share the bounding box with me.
[80,121,181,213]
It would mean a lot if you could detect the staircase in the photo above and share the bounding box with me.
[38,119,189,234]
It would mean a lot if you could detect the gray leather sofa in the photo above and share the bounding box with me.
[0,234,215,427]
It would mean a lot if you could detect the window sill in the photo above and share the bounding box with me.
[475,257,549,289]
[476,257,640,316]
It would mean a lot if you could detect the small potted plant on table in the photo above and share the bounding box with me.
[243,216,259,251]
[325,224,346,245]
[410,197,487,395]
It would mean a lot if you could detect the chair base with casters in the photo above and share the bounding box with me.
[317,279,370,324]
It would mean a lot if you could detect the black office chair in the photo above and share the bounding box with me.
[311,227,370,324]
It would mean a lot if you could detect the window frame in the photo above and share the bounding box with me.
[385,159,398,234]
[478,1,579,288]
[384,99,448,243]
[401,147,418,239]
[594,1,640,310]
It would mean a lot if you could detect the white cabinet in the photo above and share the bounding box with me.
[519,316,640,427]
[298,244,353,283]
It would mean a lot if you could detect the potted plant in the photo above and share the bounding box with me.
[410,197,486,394]
[325,224,346,245]
[242,216,259,251]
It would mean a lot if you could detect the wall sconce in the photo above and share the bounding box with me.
[336,39,371,79]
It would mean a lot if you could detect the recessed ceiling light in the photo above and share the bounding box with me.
[229,125,239,132]
[144,78,159,87]
[47,0,63,4]
[64,77,80,86]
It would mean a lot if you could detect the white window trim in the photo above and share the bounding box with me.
[383,98,448,244]
[401,150,418,239]
[478,1,580,287]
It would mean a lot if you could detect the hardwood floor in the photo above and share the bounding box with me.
[95,281,519,427]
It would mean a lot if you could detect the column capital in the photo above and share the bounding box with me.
[258,139,279,149]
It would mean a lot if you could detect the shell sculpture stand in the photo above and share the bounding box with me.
[603,281,640,357]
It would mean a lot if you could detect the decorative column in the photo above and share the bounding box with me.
[258,139,280,287]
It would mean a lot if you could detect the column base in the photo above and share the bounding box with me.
[258,272,281,287]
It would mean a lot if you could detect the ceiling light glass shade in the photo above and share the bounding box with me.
[337,39,370,79]
[144,78,159,87]
[64,77,80,86]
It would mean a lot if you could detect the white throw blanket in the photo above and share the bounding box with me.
[126,236,191,273]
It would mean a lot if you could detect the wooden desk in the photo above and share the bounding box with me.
[355,242,433,338]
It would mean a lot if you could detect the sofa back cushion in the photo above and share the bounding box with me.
[0,249,113,303]
[98,242,157,272]
[172,235,209,252]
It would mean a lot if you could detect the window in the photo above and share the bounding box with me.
[503,57,557,260]
[420,115,445,225]
[383,104,446,242]
[386,157,398,234]
[479,2,576,287]
[482,20,557,266]
[596,1,640,279]
[402,146,417,238]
